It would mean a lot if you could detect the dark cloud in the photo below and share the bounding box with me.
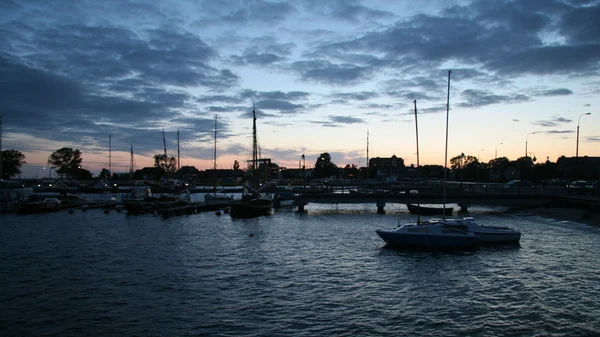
[256,99,304,113]
[308,120,341,128]
[512,119,520,122]
[387,90,438,102]
[329,116,365,124]
[542,130,575,134]
[584,104,591,107]
[197,95,244,104]
[360,103,395,110]
[535,88,574,96]
[239,89,310,102]
[586,136,600,142]
[300,0,394,22]
[560,4,600,43]
[486,44,600,76]
[458,89,530,108]
[231,52,286,66]
[193,0,296,27]
[289,60,371,85]
[532,116,573,127]
[330,91,379,103]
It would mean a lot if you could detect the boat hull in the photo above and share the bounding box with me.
[407,203,453,216]
[230,199,273,219]
[474,230,521,243]
[376,229,478,248]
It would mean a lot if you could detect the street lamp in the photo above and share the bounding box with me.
[495,142,503,160]
[527,152,537,162]
[576,113,591,158]
[525,132,535,158]
[43,166,53,178]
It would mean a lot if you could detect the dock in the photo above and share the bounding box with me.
[156,201,232,217]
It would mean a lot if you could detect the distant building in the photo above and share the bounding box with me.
[556,156,600,180]
[369,155,406,180]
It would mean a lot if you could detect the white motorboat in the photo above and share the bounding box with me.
[376,221,479,248]
[428,217,521,244]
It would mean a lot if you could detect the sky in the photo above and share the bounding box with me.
[1,0,599,178]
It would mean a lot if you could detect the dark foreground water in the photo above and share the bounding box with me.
[1,203,600,337]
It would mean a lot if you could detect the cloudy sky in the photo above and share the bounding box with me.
[1,0,599,177]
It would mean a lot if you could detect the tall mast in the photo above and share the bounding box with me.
[213,115,217,171]
[414,100,421,224]
[162,129,167,159]
[177,129,180,171]
[0,115,3,181]
[108,134,111,178]
[129,145,134,177]
[252,105,258,175]
[443,70,452,219]
[366,129,369,175]
[213,115,217,194]
[163,129,168,178]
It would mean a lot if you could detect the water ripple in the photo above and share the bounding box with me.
[1,210,600,336]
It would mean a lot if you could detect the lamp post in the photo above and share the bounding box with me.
[525,132,535,158]
[43,166,53,178]
[495,142,503,160]
[576,113,591,158]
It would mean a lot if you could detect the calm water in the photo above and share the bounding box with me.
[2,202,600,336]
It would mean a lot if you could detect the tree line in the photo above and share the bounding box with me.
[0,147,568,183]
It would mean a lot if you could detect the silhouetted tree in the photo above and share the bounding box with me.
[450,153,478,181]
[153,154,176,176]
[48,147,83,179]
[72,168,93,180]
[314,153,339,178]
[1,149,26,180]
[99,168,111,179]
[233,160,240,171]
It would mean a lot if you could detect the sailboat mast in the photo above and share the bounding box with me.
[366,129,369,176]
[443,70,452,219]
[0,115,3,181]
[213,115,217,194]
[162,129,168,179]
[162,130,167,159]
[177,129,180,171]
[130,145,134,177]
[252,105,258,174]
[414,100,421,224]
[213,115,217,171]
[108,134,111,177]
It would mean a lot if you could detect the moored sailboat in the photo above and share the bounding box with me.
[376,72,479,248]
[205,115,234,205]
[229,106,273,219]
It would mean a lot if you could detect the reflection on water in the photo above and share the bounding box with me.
[1,205,599,336]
